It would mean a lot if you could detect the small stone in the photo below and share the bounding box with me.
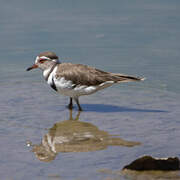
[123,156,180,171]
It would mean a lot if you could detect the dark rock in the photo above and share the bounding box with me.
[123,156,180,171]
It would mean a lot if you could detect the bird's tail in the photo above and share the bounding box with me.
[110,73,145,83]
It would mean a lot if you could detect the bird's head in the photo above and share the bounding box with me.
[26,51,60,71]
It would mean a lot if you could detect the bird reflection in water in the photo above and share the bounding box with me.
[30,110,140,162]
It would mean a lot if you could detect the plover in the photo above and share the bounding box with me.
[27,51,144,111]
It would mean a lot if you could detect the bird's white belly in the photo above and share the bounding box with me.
[56,85,98,97]
[52,77,114,98]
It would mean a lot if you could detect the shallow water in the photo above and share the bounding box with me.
[0,0,180,180]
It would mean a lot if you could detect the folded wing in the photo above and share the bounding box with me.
[55,63,144,86]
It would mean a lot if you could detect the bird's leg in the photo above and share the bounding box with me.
[75,111,81,120]
[67,97,73,109]
[74,98,83,111]
[69,109,73,120]
[68,108,81,120]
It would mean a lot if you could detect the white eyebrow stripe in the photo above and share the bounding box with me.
[35,56,39,63]
[39,56,50,60]
[35,56,50,63]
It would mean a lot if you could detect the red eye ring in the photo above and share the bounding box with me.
[39,59,46,63]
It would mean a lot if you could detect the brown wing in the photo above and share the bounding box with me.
[55,63,142,86]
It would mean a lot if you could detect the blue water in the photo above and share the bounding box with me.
[0,1,180,179]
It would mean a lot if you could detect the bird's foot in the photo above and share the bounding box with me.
[67,104,73,110]
[78,107,83,111]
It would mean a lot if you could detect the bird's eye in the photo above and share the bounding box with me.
[39,59,46,63]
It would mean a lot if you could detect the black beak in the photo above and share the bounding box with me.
[26,64,38,71]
